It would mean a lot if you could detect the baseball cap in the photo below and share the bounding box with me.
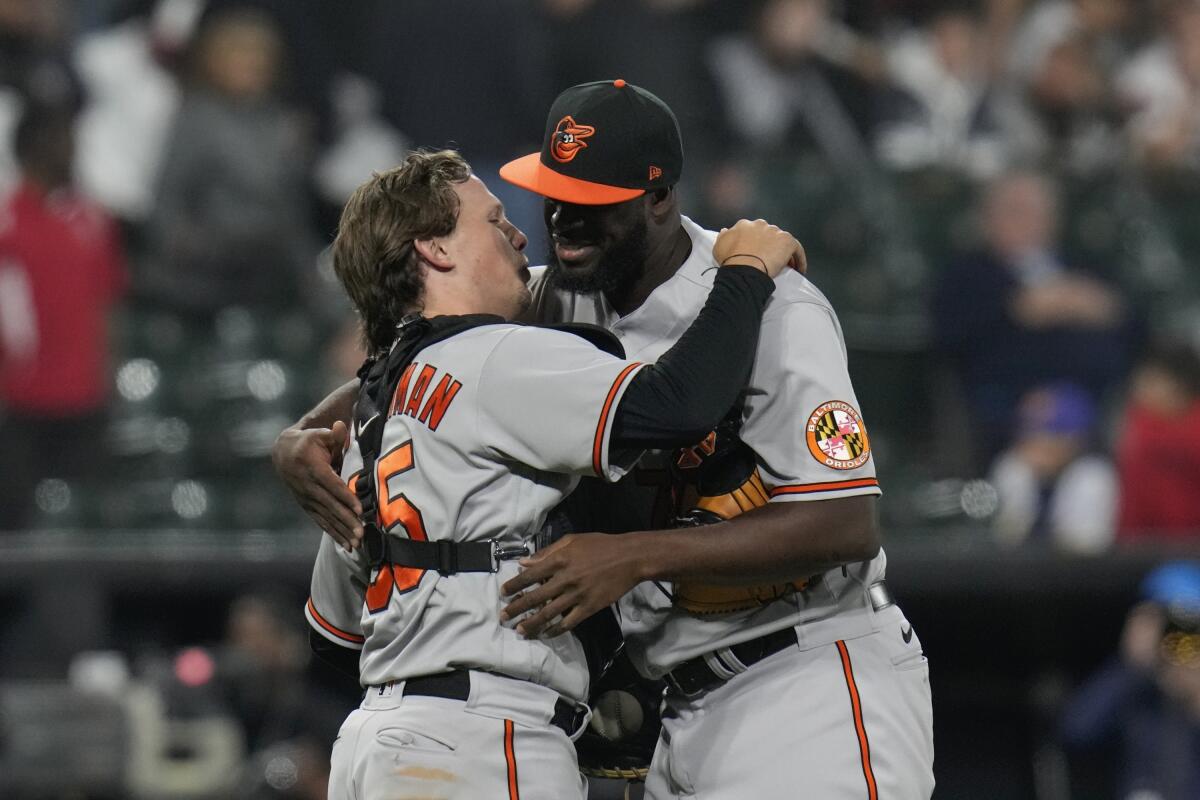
[1142,561,1200,614]
[500,79,683,205]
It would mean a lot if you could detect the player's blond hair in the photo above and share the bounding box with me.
[333,149,471,353]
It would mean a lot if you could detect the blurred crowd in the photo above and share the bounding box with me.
[0,0,1198,552]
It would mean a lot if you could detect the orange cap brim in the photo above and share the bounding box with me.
[499,152,645,205]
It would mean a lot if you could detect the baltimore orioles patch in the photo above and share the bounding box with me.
[551,115,595,163]
[806,400,870,470]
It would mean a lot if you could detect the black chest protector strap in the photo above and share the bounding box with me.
[354,315,624,575]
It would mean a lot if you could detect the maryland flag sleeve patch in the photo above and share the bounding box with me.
[805,400,871,471]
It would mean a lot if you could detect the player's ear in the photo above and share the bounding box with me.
[645,186,677,223]
[413,237,454,272]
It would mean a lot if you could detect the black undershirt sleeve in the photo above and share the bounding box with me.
[611,265,774,450]
[310,628,362,682]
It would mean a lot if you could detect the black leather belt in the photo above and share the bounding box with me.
[664,580,895,698]
[378,671,585,737]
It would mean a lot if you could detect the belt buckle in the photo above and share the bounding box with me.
[868,580,893,612]
[490,540,531,572]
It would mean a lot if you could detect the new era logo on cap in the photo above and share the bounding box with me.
[500,79,683,205]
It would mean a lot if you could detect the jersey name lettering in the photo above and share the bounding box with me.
[388,360,462,432]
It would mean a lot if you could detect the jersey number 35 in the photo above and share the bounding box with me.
[361,440,429,613]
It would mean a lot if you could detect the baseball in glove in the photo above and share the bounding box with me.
[575,642,663,781]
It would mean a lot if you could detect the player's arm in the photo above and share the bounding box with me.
[478,220,801,478]
[602,497,878,591]
[306,529,369,680]
[608,220,802,449]
[504,497,878,637]
[272,378,362,548]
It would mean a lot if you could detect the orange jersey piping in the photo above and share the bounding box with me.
[306,598,364,645]
[770,477,880,497]
[592,363,642,477]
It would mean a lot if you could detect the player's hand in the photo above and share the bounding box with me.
[272,421,363,550]
[713,218,805,278]
[500,533,643,639]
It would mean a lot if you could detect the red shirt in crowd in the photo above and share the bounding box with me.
[1117,400,1200,538]
[0,180,126,415]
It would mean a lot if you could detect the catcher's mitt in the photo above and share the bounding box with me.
[575,643,663,781]
[670,414,808,615]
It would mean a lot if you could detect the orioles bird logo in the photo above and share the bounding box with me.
[551,116,595,163]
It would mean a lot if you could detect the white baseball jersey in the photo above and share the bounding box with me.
[305,323,647,703]
[527,216,885,679]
